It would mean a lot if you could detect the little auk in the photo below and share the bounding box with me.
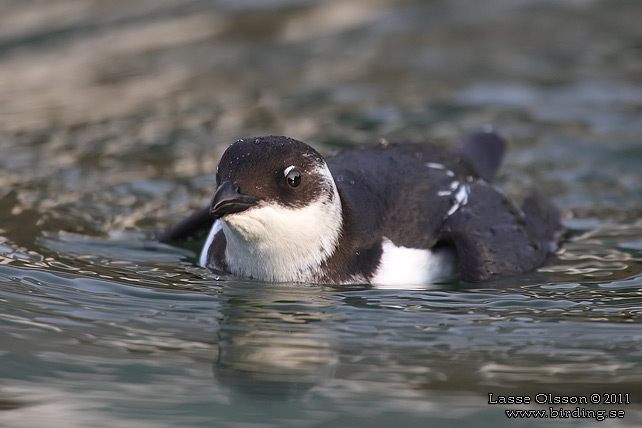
[157,132,562,285]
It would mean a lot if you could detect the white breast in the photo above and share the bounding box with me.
[370,238,456,289]
[221,197,341,282]
[201,163,343,283]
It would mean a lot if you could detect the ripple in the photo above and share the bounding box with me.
[1,0,642,426]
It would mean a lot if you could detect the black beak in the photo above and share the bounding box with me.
[210,180,259,219]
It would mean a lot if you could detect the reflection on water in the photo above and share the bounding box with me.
[1,0,642,426]
[1,241,642,425]
[215,284,339,399]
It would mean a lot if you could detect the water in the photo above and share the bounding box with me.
[1,0,642,426]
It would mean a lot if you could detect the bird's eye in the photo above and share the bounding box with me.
[285,168,301,187]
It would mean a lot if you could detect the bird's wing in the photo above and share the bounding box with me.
[156,206,213,243]
[438,183,559,282]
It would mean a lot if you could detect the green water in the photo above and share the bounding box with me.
[1,1,641,427]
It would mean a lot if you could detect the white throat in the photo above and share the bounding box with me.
[218,166,342,282]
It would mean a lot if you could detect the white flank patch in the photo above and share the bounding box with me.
[426,162,455,177]
[425,162,445,170]
[446,183,470,216]
[218,163,342,282]
[370,238,456,288]
[199,219,222,267]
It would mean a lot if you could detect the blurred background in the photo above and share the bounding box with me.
[1,1,641,427]
[1,0,641,229]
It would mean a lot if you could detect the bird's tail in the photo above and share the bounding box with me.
[521,189,564,256]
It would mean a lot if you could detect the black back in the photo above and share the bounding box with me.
[326,142,472,249]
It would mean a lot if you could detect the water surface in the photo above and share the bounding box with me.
[1,1,641,427]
